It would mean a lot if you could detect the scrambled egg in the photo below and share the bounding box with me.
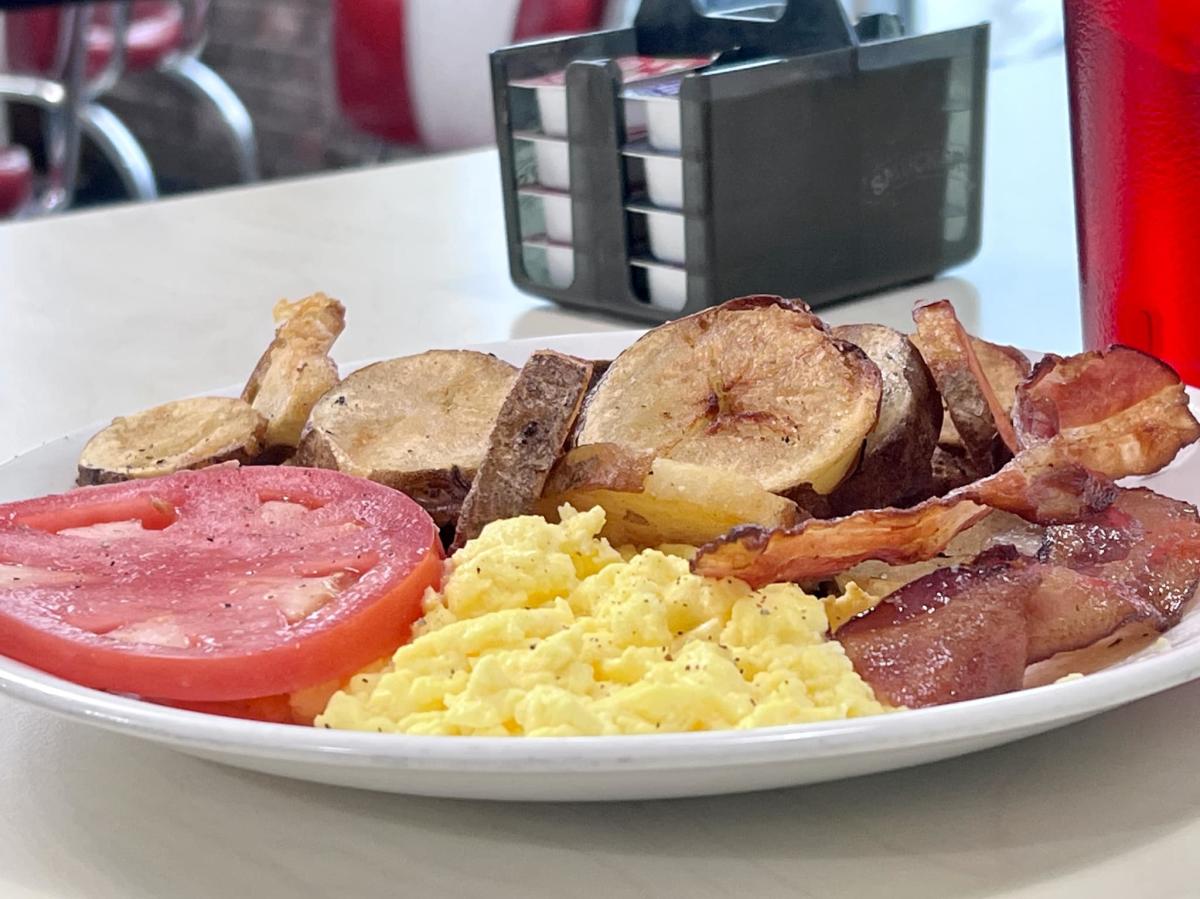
[316,506,887,736]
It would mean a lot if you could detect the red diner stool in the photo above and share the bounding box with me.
[0,145,33,218]
[87,1,184,79]
[0,4,88,216]
[5,0,257,201]
[5,3,183,86]
[334,0,609,152]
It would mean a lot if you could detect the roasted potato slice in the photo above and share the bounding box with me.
[242,292,346,451]
[912,301,1020,475]
[928,444,978,495]
[911,325,1030,455]
[826,324,942,514]
[452,351,593,550]
[538,444,801,547]
[78,396,267,486]
[573,296,882,496]
[294,350,519,526]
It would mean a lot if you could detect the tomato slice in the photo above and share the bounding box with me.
[0,466,442,701]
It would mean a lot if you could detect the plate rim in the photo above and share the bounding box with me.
[0,329,1197,777]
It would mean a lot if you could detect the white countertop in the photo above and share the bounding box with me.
[3,52,1188,899]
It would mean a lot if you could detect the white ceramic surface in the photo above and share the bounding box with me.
[0,329,1196,803]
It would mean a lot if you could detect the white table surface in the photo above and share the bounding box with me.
[3,51,1192,899]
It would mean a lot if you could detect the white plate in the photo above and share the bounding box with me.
[0,331,1198,802]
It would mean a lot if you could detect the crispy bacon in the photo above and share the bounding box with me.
[914,300,1020,464]
[837,546,1035,707]
[1038,488,1200,627]
[837,489,1200,708]
[1014,346,1200,478]
[692,446,1114,588]
[1021,565,1164,664]
[693,343,1196,590]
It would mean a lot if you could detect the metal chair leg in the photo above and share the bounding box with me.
[80,102,158,200]
[0,72,75,213]
[158,55,258,182]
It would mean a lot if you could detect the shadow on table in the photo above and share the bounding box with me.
[506,276,982,344]
[5,677,1197,899]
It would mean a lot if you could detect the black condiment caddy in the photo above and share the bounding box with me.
[491,0,989,323]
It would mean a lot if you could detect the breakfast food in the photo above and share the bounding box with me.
[911,330,1031,454]
[538,445,801,546]
[451,351,593,550]
[34,291,1200,735]
[826,323,942,513]
[77,396,268,485]
[1013,345,1200,475]
[241,292,345,452]
[317,506,887,735]
[912,300,1019,475]
[0,466,441,701]
[573,295,883,498]
[838,488,1200,707]
[294,350,520,526]
[692,443,1116,587]
[77,294,345,485]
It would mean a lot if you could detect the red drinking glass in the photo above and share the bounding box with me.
[1063,0,1200,386]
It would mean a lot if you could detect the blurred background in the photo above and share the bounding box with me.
[0,0,1062,218]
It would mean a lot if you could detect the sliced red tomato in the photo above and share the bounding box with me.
[0,466,442,702]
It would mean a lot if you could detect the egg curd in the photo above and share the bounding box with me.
[316,506,888,736]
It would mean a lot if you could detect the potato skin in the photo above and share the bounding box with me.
[825,324,942,514]
[77,396,268,486]
[242,292,346,450]
[451,351,593,549]
[294,350,518,527]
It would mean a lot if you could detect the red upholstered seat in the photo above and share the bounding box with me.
[0,146,34,218]
[88,1,187,75]
[5,2,187,79]
[333,0,607,147]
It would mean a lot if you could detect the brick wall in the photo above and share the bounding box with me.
[103,0,414,193]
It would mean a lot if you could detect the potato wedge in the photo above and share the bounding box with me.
[928,444,976,495]
[913,301,1020,475]
[294,350,518,526]
[452,351,593,549]
[573,296,882,496]
[78,396,267,486]
[826,324,942,514]
[242,292,346,451]
[911,327,1030,454]
[538,444,801,547]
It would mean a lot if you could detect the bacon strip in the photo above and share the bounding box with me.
[836,489,1200,708]
[837,546,1035,707]
[1014,346,1200,478]
[1038,488,1200,627]
[1021,565,1164,664]
[694,343,1197,590]
[692,446,1114,588]
[914,300,1020,464]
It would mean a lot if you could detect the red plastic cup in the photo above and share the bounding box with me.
[1063,0,1200,386]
